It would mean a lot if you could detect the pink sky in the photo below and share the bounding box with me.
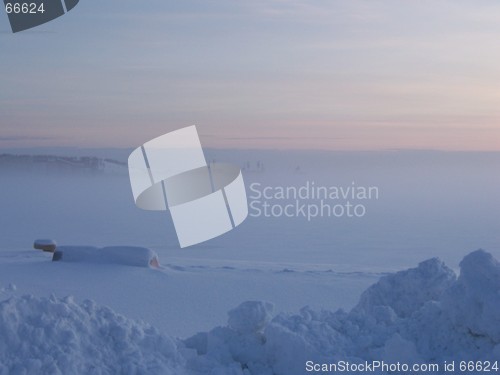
[1,1,500,151]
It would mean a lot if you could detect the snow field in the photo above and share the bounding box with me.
[0,249,498,374]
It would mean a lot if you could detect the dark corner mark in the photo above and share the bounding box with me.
[3,0,79,33]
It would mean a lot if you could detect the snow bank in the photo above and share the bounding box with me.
[182,249,500,374]
[444,250,500,342]
[354,257,456,317]
[1,250,498,375]
[53,246,160,268]
[0,283,17,295]
[228,301,274,334]
[0,295,184,375]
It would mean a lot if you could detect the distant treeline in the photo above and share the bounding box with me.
[0,154,126,173]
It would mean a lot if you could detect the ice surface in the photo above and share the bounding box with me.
[1,250,498,374]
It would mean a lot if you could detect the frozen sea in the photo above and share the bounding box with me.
[0,148,499,338]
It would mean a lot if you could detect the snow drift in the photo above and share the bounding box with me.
[52,246,160,268]
[182,249,500,374]
[0,295,183,375]
[1,249,499,375]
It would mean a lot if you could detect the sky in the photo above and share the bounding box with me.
[0,0,500,151]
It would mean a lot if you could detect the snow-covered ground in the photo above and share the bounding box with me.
[1,250,499,374]
[0,247,380,338]
[0,149,499,374]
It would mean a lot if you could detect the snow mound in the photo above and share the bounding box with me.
[0,295,183,375]
[443,250,500,342]
[228,301,273,334]
[0,283,17,294]
[53,246,160,268]
[354,257,456,317]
